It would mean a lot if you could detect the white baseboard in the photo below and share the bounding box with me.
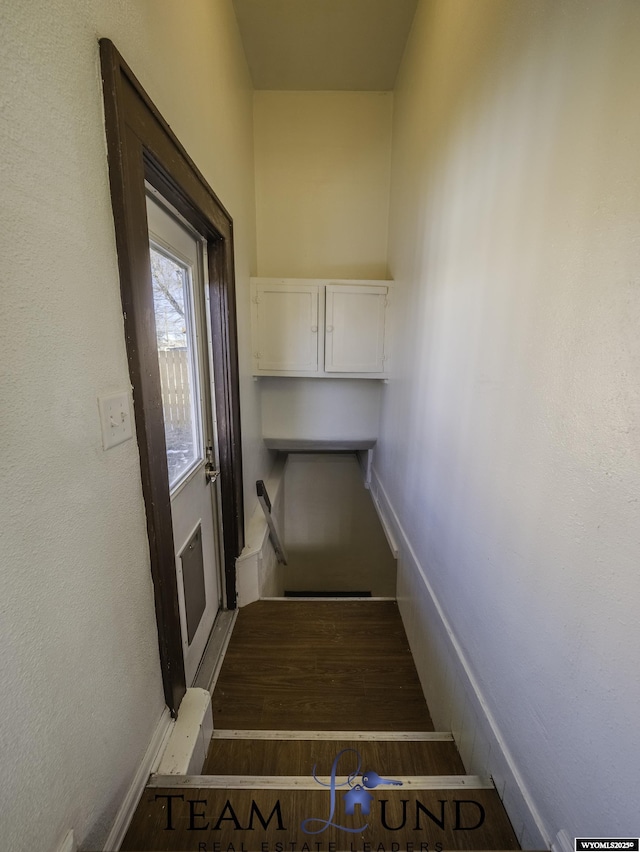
[103,706,173,851]
[552,829,574,852]
[55,829,76,852]
[368,479,399,558]
[369,466,550,850]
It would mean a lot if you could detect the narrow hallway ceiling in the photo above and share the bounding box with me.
[232,0,418,90]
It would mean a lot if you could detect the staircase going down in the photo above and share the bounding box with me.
[120,601,528,851]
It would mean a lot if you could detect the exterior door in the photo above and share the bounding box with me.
[147,193,223,686]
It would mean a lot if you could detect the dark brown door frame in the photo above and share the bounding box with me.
[100,39,244,715]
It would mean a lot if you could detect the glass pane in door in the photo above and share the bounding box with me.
[150,246,202,489]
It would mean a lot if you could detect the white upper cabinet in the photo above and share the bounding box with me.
[252,282,320,373]
[324,284,387,373]
[251,278,390,378]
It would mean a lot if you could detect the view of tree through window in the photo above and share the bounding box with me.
[150,247,200,487]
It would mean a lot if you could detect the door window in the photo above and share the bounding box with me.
[150,245,203,490]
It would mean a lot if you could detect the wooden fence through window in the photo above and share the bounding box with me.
[157,347,192,426]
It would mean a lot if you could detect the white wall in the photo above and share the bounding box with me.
[0,1,267,849]
[376,0,640,845]
[284,454,396,596]
[260,378,382,442]
[254,90,393,280]
[253,91,393,445]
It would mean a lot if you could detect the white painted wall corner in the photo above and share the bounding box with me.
[356,447,374,490]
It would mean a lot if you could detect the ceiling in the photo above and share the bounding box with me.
[232,0,418,91]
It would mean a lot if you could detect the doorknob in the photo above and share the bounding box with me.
[205,445,220,484]
[205,463,220,484]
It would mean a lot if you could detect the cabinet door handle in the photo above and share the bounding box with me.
[311,325,318,332]
[326,325,334,332]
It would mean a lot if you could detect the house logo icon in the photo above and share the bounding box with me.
[343,784,374,815]
[300,748,402,835]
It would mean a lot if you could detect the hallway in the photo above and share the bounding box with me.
[121,601,521,850]
[3,2,640,849]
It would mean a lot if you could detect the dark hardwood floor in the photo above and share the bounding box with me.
[211,600,435,731]
[121,600,522,851]
[204,737,465,775]
[123,786,520,850]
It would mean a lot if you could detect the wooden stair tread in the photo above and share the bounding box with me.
[203,737,465,775]
[120,603,521,850]
[213,601,434,731]
[122,784,519,850]
[149,774,493,788]
[212,730,454,740]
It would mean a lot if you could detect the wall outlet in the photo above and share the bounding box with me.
[98,392,133,450]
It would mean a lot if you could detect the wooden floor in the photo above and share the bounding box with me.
[121,600,522,851]
[124,786,519,850]
[211,600,434,730]
[204,737,465,775]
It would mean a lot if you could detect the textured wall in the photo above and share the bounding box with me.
[260,378,382,442]
[376,0,640,841]
[0,1,265,849]
[130,1,271,522]
[284,454,396,596]
[254,91,393,279]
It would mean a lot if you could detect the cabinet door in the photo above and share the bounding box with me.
[254,283,319,372]
[324,285,387,373]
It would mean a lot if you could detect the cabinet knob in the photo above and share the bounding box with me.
[311,325,318,332]
[326,325,334,332]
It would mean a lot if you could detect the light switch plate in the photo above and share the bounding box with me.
[98,391,133,450]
